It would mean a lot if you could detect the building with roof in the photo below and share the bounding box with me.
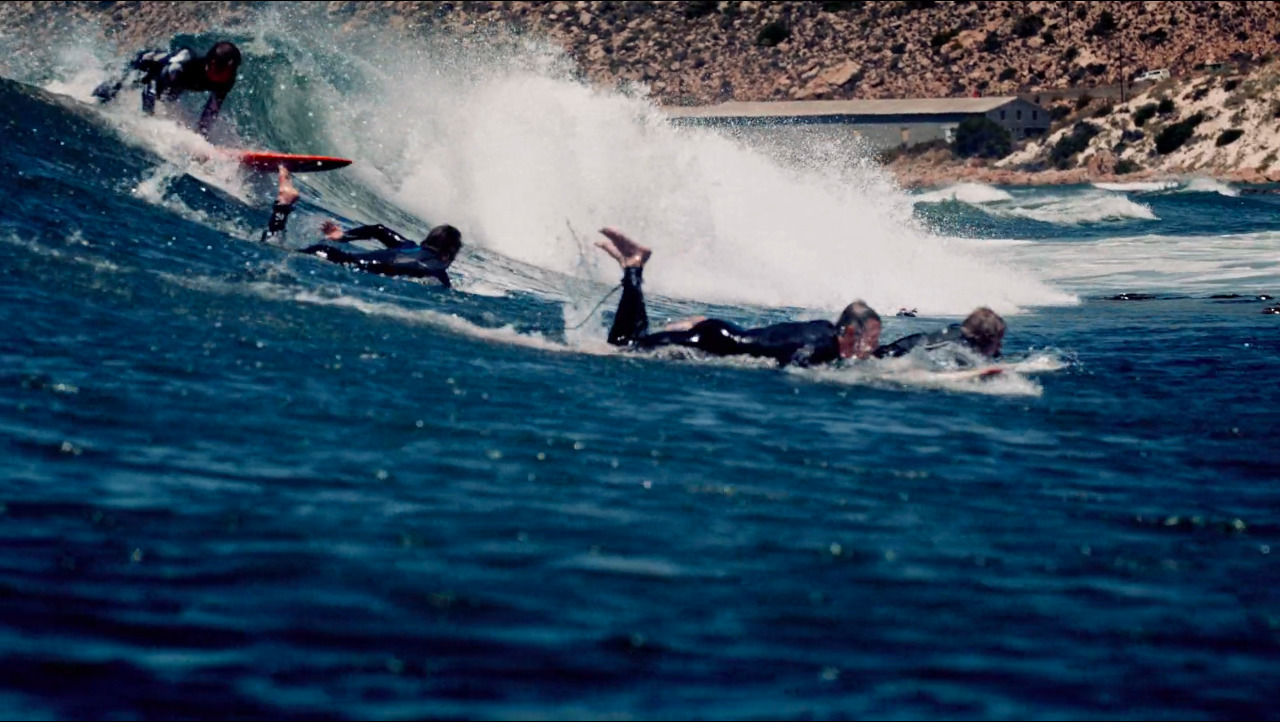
[664,96,1049,151]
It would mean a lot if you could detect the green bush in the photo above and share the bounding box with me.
[1114,158,1141,174]
[1040,29,1057,45]
[757,20,790,46]
[954,116,1013,159]
[1093,103,1114,118]
[1155,113,1204,154]
[1049,121,1100,168]
[1012,14,1045,38]
[981,31,1002,53]
[1216,128,1245,147]
[998,67,1017,82]
[1133,103,1158,127]
[1157,97,1176,115]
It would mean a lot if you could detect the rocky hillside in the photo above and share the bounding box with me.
[1000,61,1280,182]
[3,1,1280,104]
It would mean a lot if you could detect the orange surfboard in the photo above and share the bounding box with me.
[233,150,353,173]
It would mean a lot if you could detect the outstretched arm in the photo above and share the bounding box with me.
[332,224,415,249]
[197,91,225,139]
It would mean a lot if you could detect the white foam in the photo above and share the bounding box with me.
[983,231,1280,294]
[298,31,1070,316]
[993,191,1158,225]
[1181,177,1240,197]
[915,183,1015,205]
[1092,180,1181,193]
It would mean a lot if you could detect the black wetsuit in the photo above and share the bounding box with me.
[607,267,840,367]
[873,325,987,359]
[93,48,235,138]
[261,203,452,287]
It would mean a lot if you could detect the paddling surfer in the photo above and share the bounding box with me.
[594,228,881,367]
[93,41,241,139]
[261,167,461,288]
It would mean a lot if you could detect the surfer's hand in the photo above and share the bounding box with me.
[321,220,345,241]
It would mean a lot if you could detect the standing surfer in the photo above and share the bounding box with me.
[93,41,241,139]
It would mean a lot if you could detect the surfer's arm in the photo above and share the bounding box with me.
[337,225,415,249]
[197,92,225,139]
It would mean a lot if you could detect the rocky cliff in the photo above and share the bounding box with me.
[3,1,1280,105]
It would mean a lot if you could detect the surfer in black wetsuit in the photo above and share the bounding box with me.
[93,41,241,138]
[261,167,461,288]
[595,228,882,366]
[873,307,1006,360]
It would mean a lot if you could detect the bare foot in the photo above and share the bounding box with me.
[595,227,652,268]
[276,166,299,205]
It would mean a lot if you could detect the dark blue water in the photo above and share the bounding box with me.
[3,44,1280,721]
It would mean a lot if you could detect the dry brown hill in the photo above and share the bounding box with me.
[3,1,1279,104]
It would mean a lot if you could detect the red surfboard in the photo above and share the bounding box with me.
[232,150,353,173]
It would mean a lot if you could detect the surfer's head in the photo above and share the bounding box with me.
[960,307,1006,358]
[423,225,462,266]
[835,301,881,360]
[205,42,241,85]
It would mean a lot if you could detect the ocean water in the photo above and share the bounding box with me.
[2,14,1280,721]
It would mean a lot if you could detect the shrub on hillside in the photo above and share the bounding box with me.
[1088,10,1118,37]
[998,67,1017,82]
[1157,97,1176,115]
[1140,28,1169,46]
[954,116,1013,159]
[757,20,790,46]
[1040,29,1056,45]
[1132,103,1158,127]
[981,31,1002,53]
[930,28,961,49]
[1012,14,1044,38]
[1093,103,1114,118]
[684,1,718,19]
[1114,158,1141,174]
[821,1,865,11]
[1155,113,1205,154]
[1216,128,1244,147]
[1049,121,1101,168]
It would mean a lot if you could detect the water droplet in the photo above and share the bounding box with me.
[821,667,840,681]
[130,549,144,563]
[386,658,405,674]
[375,469,389,481]
[829,543,843,556]
[643,480,652,489]
[486,450,503,460]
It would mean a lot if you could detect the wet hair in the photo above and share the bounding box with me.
[206,41,241,70]
[835,300,880,332]
[960,307,1006,350]
[423,224,462,264]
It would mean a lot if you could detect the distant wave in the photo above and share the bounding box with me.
[994,192,1158,225]
[914,183,1014,205]
[1092,180,1181,193]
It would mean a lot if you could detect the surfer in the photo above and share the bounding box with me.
[873,307,1006,360]
[261,168,461,288]
[92,41,241,138]
[595,228,881,367]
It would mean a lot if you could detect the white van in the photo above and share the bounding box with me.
[1134,69,1171,83]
